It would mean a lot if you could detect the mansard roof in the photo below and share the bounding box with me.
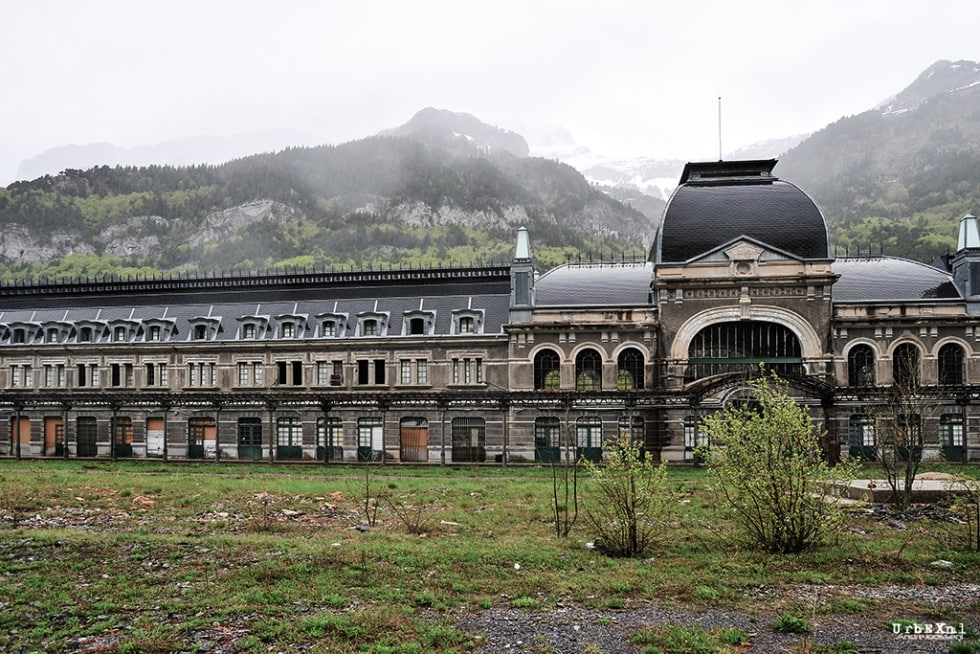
[653,159,830,264]
[0,266,512,343]
[833,257,960,302]
[535,262,653,307]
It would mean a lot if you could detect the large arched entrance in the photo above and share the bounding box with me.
[685,321,803,382]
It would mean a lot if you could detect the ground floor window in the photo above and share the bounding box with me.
[940,414,964,462]
[76,416,98,457]
[188,417,215,459]
[317,416,344,461]
[113,416,133,457]
[357,417,385,461]
[576,416,602,463]
[451,417,486,462]
[399,417,429,462]
[277,416,303,460]
[238,418,263,460]
[848,414,876,461]
[533,416,561,462]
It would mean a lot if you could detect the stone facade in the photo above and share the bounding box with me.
[1,161,979,464]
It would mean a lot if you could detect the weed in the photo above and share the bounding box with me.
[826,598,868,614]
[512,596,540,609]
[717,627,746,645]
[693,585,719,601]
[629,625,722,653]
[772,613,811,634]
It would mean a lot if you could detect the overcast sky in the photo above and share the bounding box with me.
[2,0,979,185]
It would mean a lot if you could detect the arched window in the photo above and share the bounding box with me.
[938,343,964,386]
[892,343,920,388]
[616,348,645,390]
[575,349,602,391]
[686,321,802,382]
[533,349,561,390]
[847,344,876,386]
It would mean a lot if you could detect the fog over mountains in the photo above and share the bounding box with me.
[4,59,980,279]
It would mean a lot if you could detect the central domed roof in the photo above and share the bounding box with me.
[652,160,830,264]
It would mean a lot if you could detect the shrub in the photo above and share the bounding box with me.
[698,370,859,554]
[581,430,674,557]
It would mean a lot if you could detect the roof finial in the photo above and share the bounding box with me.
[717,96,723,162]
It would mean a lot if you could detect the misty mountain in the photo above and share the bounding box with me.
[16,130,316,182]
[379,107,530,157]
[776,59,980,261]
[0,118,652,282]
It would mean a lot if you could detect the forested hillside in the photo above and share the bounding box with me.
[0,133,652,283]
[777,60,980,262]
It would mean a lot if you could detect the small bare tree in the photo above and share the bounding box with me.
[551,401,578,538]
[868,347,940,511]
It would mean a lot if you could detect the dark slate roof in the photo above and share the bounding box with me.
[535,263,653,307]
[654,161,830,264]
[833,257,961,302]
[0,266,512,343]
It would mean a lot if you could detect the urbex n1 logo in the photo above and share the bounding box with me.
[891,621,965,641]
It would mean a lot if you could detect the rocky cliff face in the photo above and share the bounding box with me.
[0,225,94,262]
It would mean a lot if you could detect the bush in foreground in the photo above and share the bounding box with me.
[582,431,674,557]
[698,370,858,554]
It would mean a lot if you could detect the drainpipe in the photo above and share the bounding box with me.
[14,404,23,460]
[110,404,118,462]
[214,402,222,463]
[162,404,170,463]
[62,403,70,460]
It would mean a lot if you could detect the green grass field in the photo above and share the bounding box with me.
[1,460,978,652]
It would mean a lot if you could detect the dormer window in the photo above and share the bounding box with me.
[75,320,108,344]
[142,318,176,343]
[402,310,435,336]
[107,320,140,343]
[273,313,306,339]
[452,310,484,335]
[12,328,25,344]
[46,328,60,343]
[356,312,388,337]
[236,316,269,341]
[188,316,222,342]
[316,312,347,338]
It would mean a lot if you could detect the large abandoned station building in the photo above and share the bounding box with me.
[1,159,978,464]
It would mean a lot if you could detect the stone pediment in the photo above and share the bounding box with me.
[724,242,764,262]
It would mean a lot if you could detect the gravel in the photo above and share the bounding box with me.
[453,584,980,653]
